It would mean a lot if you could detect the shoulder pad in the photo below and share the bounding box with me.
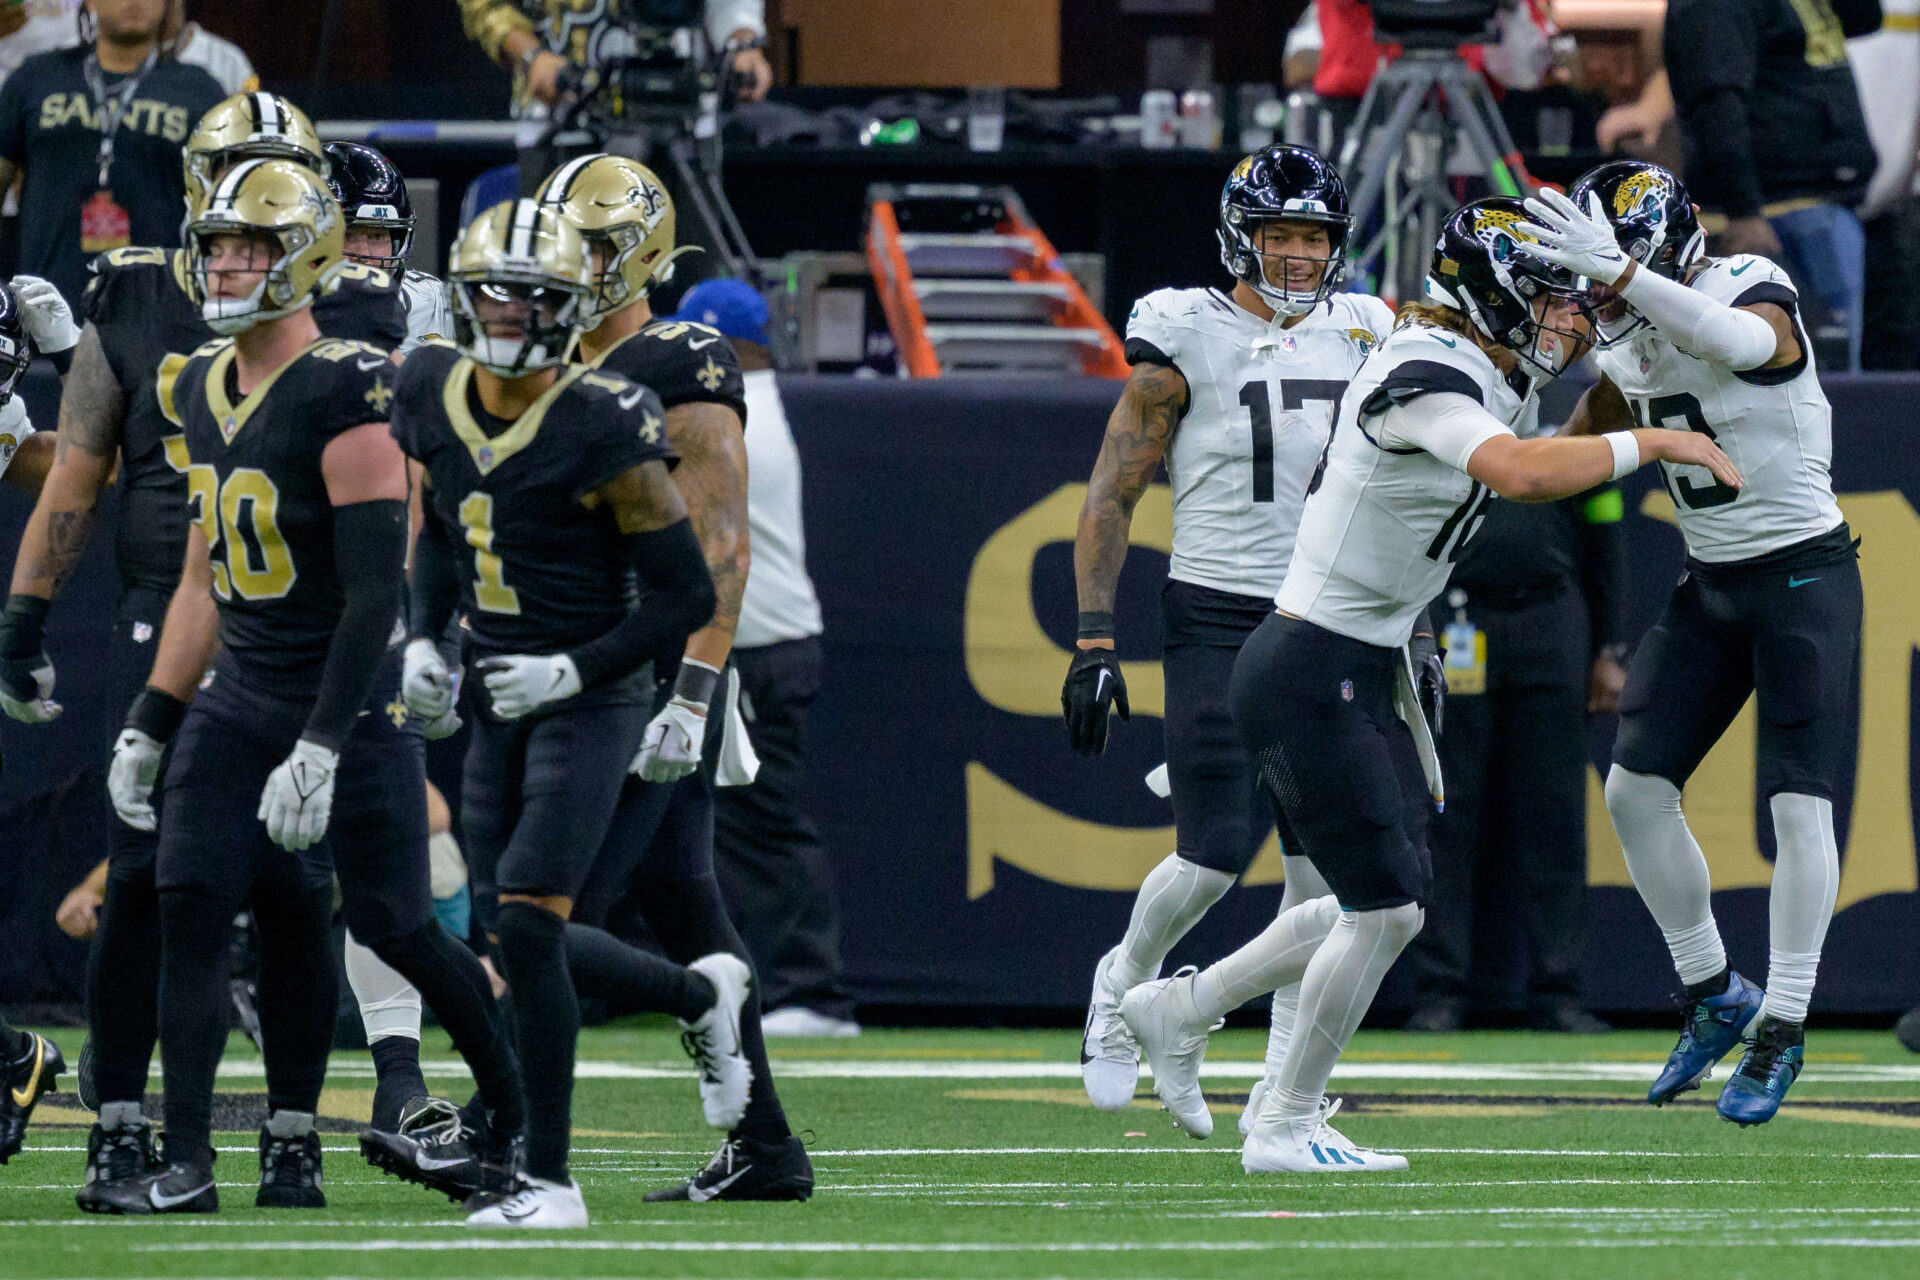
[190,337,232,359]
[1126,288,1220,332]
[1694,255,1796,308]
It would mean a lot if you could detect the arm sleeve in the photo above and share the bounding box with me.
[567,518,717,688]
[1377,392,1512,473]
[1578,484,1628,652]
[1618,263,1781,370]
[408,512,464,642]
[303,499,407,751]
[458,0,535,62]
[1665,2,1763,216]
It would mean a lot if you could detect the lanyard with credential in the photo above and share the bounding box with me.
[82,47,158,191]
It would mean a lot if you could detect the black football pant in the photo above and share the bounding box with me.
[1406,588,1590,1016]
[711,638,854,1020]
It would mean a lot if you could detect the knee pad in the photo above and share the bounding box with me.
[1357,901,1425,951]
[493,900,565,959]
[1605,764,1681,827]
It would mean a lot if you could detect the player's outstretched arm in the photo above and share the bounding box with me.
[1561,374,1633,438]
[1467,425,1743,503]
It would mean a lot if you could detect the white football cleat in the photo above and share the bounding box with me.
[465,1175,590,1227]
[1081,946,1142,1111]
[760,1006,861,1038]
[681,954,755,1130]
[1118,967,1214,1139]
[1242,1097,1408,1173]
[1239,1075,1272,1138]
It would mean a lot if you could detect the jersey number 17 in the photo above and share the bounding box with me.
[1240,379,1346,503]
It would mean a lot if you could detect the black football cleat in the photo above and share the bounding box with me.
[362,1097,522,1205]
[0,1031,65,1163]
[75,1119,163,1214]
[85,1156,219,1216]
[256,1124,325,1209]
[75,1036,98,1113]
[643,1134,814,1203]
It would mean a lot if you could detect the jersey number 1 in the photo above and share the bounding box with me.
[458,492,522,615]
[1629,391,1739,510]
[1240,379,1346,503]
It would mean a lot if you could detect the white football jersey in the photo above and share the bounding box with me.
[399,271,452,358]
[1277,322,1540,648]
[1594,255,1842,564]
[0,397,33,484]
[1126,287,1395,598]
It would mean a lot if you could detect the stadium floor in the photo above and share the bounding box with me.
[5,1023,1920,1279]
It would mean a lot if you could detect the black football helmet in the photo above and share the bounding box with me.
[1567,160,1704,346]
[0,283,34,405]
[323,141,414,272]
[1217,144,1351,316]
[1425,197,1593,378]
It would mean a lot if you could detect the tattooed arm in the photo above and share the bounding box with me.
[7,324,124,599]
[662,400,750,672]
[1072,360,1188,647]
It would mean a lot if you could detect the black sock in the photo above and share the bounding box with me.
[566,923,715,1022]
[638,873,791,1144]
[157,889,241,1169]
[87,868,162,1106]
[1684,968,1732,1002]
[493,901,577,1183]
[368,922,526,1135]
[0,1022,26,1061]
[251,876,339,1121]
[369,1036,428,1130]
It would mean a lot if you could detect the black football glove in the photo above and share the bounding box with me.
[1410,629,1446,737]
[1062,646,1129,756]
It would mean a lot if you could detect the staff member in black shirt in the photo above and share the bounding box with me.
[1404,483,1629,1034]
[0,0,223,308]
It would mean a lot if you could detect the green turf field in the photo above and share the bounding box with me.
[6,1022,1920,1279]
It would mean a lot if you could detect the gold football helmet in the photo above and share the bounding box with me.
[183,92,326,217]
[186,160,344,335]
[447,199,593,378]
[535,154,696,324]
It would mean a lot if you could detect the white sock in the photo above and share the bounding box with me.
[1760,792,1839,1024]
[1189,895,1342,1024]
[1111,853,1235,989]
[1269,903,1424,1120]
[344,931,423,1043]
[1266,854,1333,1074]
[1605,765,1726,986]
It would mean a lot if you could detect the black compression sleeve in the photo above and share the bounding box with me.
[304,499,406,751]
[408,513,463,642]
[567,517,715,689]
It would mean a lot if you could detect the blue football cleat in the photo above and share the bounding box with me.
[1718,1017,1804,1127]
[1648,971,1764,1106]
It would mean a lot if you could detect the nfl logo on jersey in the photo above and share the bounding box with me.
[1340,679,1353,702]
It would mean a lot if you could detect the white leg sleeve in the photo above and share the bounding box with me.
[1111,853,1235,990]
[344,931,422,1043]
[1604,764,1726,986]
[1269,902,1424,1120]
[1760,792,1840,1024]
[1189,895,1342,1024]
[1266,854,1333,1073]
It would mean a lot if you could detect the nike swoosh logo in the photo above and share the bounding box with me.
[1431,335,1457,348]
[356,356,388,370]
[547,669,571,691]
[687,337,720,350]
[688,1167,748,1203]
[1788,575,1820,588]
[1730,262,1753,276]
[9,1038,43,1106]
[618,389,648,410]
[148,1179,212,1210]
[1094,669,1110,701]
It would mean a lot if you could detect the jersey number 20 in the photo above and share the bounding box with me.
[1240,379,1346,503]
[187,466,296,601]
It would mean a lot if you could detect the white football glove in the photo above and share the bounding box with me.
[1512,188,1632,287]
[108,728,163,830]
[476,653,581,721]
[0,651,60,723]
[257,737,339,852]
[9,274,80,354]
[402,637,462,739]
[632,695,709,781]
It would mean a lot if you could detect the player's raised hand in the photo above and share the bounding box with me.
[108,729,163,830]
[402,637,462,739]
[1513,189,1631,287]
[1643,429,1744,491]
[476,653,581,720]
[257,738,339,852]
[0,596,61,724]
[1062,646,1130,756]
[8,274,79,355]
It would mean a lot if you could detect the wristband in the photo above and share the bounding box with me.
[671,657,722,708]
[125,686,187,743]
[1077,611,1115,642]
[2,593,51,651]
[1603,431,1640,481]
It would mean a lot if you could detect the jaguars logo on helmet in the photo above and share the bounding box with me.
[185,160,344,335]
[1426,197,1592,377]
[536,154,698,325]
[446,199,592,378]
[1216,144,1352,317]
[183,93,326,218]
[1567,160,1705,347]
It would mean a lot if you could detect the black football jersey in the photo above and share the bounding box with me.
[391,343,674,660]
[585,317,747,425]
[84,249,409,593]
[166,337,401,700]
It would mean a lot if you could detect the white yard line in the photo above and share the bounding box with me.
[128,1237,1920,1254]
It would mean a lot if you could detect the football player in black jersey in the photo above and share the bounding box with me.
[394,199,744,1228]
[92,160,526,1216]
[538,154,813,1203]
[0,91,422,1207]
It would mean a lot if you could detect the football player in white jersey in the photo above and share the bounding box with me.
[1116,198,1739,1170]
[324,142,451,355]
[1513,163,1860,1126]
[1063,146,1393,1126]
